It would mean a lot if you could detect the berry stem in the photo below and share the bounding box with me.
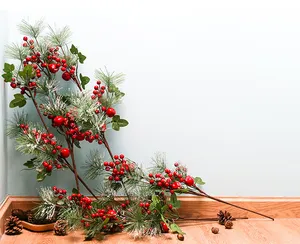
[29,92,50,134]
[60,158,98,199]
[191,187,274,221]
[66,139,80,193]
[178,217,248,221]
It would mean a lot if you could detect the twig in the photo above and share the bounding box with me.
[178,217,248,221]
[66,139,80,193]
[61,158,98,199]
[191,187,274,221]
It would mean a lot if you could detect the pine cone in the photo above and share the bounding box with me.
[225,220,233,229]
[11,209,27,221]
[5,216,23,235]
[217,210,232,225]
[25,210,35,223]
[54,220,68,236]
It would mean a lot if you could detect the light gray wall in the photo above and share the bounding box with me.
[3,1,300,197]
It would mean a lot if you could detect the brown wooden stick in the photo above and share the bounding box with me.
[192,187,274,221]
[179,217,248,221]
[61,158,98,199]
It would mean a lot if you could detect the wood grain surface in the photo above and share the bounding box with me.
[1,218,300,243]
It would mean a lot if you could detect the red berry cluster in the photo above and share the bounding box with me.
[68,193,92,210]
[148,162,194,194]
[45,112,104,145]
[82,207,124,232]
[19,123,68,161]
[120,200,130,209]
[22,36,76,82]
[139,201,152,215]
[104,154,133,182]
[52,186,67,199]
[91,80,116,118]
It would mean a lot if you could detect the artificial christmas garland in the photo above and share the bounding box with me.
[3,20,273,241]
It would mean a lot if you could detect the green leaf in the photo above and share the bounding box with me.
[2,73,13,81]
[2,63,15,82]
[79,73,90,89]
[9,94,26,108]
[70,44,78,54]
[37,172,47,182]
[23,157,37,169]
[150,194,160,211]
[112,122,120,131]
[74,140,81,148]
[118,119,129,127]
[72,188,79,194]
[18,65,34,80]
[161,204,168,213]
[78,52,86,64]
[170,223,185,234]
[170,193,181,208]
[194,177,205,185]
[112,115,120,122]
[4,63,15,73]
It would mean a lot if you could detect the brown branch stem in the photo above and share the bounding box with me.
[66,139,80,193]
[191,187,274,221]
[178,217,248,221]
[61,158,98,199]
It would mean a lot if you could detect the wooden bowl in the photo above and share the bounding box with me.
[21,221,55,232]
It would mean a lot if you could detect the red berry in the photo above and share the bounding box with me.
[184,175,194,186]
[149,179,155,184]
[149,173,153,178]
[58,195,63,199]
[97,80,101,85]
[139,202,144,207]
[48,63,58,73]
[60,148,70,158]
[53,116,64,126]
[43,161,48,167]
[23,36,28,41]
[46,165,53,172]
[95,109,100,114]
[106,108,116,117]
[114,155,119,159]
[114,176,120,181]
[165,168,171,174]
[161,222,169,233]
[174,162,179,167]
[62,71,71,81]
[168,204,173,210]
[10,82,17,88]
[171,181,181,189]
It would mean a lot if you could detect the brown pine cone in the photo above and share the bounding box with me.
[5,216,23,235]
[217,210,232,225]
[225,220,233,229]
[11,209,27,221]
[25,210,35,223]
[54,220,68,236]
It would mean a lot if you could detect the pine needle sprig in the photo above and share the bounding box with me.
[47,25,72,46]
[34,187,58,221]
[149,152,167,174]
[82,150,106,180]
[124,203,161,237]
[18,19,45,39]
[58,203,82,231]
[5,43,29,61]
[70,92,106,133]
[95,68,125,86]
[6,112,28,138]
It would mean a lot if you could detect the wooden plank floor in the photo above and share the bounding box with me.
[1,219,300,244]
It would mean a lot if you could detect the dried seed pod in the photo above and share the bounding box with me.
[177,233,184,241]
[211,227,219,234]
